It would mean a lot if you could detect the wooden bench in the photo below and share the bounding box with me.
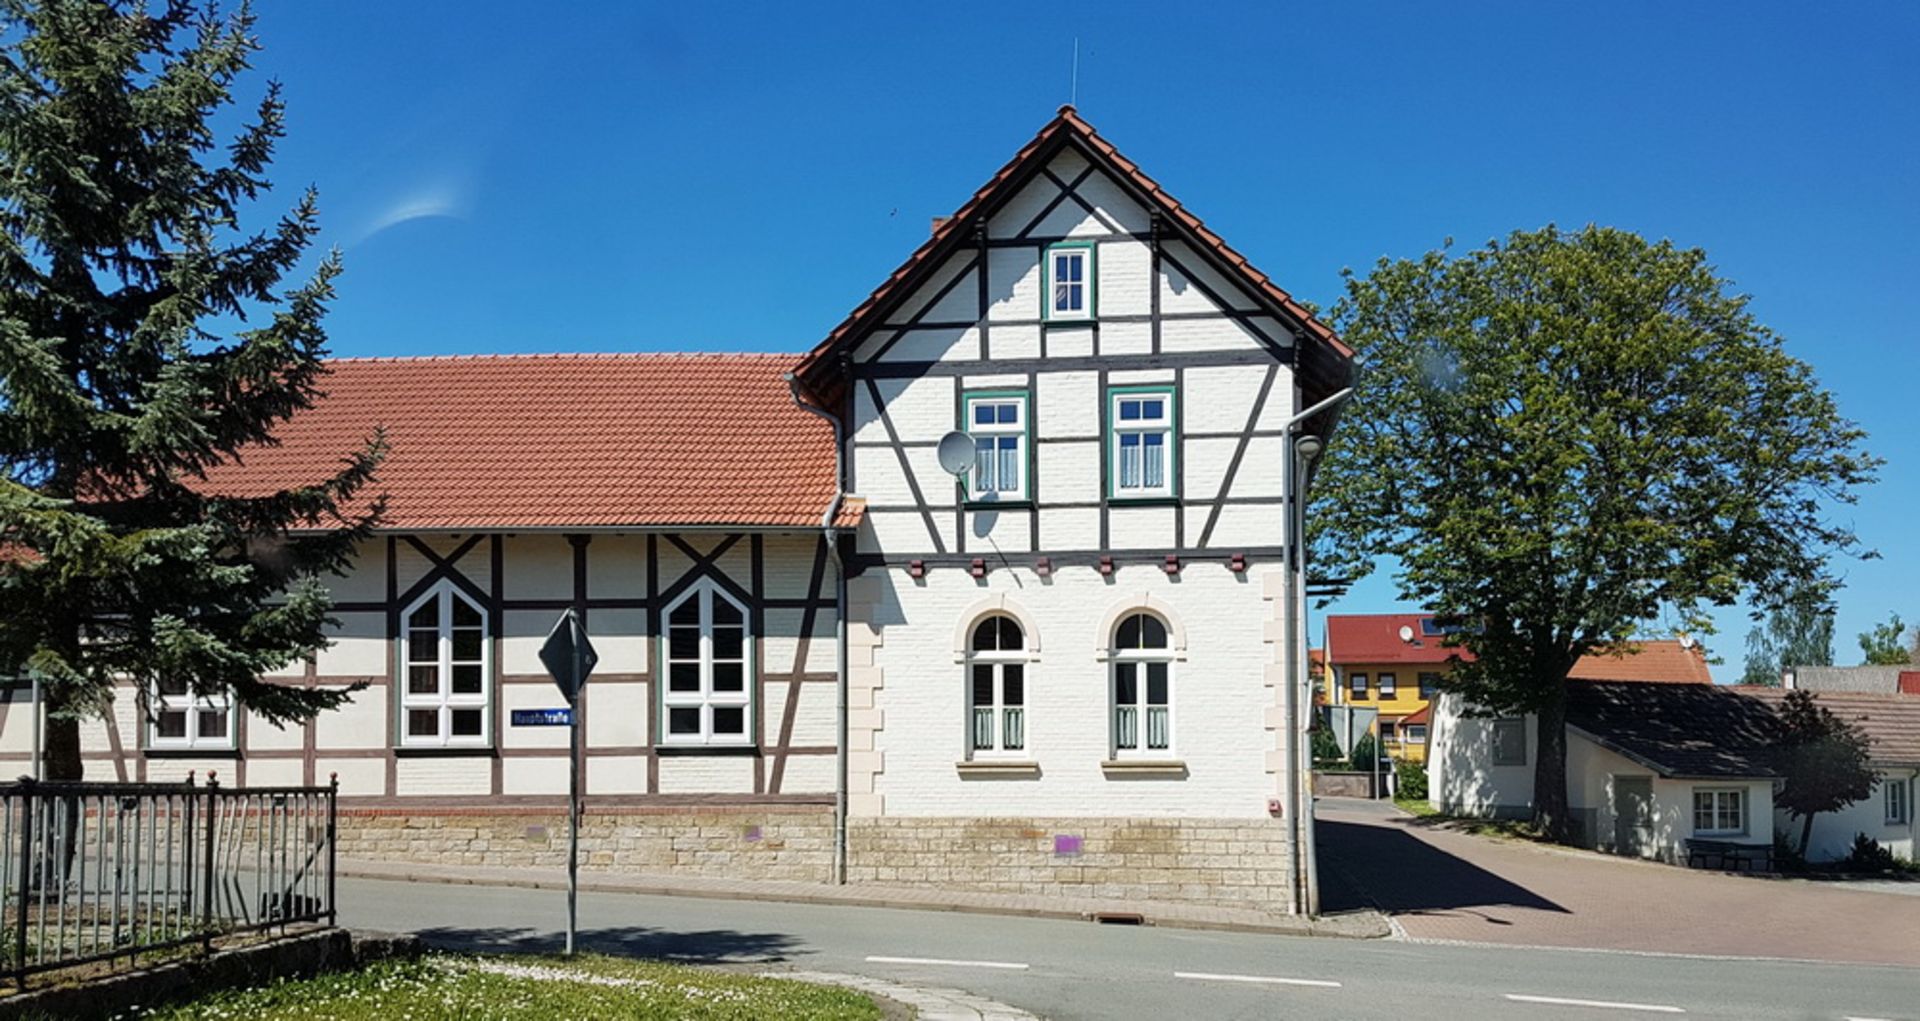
[1684,838,1774,872]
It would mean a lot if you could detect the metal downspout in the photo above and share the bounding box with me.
[786,373,849,885]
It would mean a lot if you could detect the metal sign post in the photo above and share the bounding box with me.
[539,608,597,956]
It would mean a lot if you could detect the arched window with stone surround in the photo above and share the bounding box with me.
[966,615,1027,757]
[1111,611,1173,757]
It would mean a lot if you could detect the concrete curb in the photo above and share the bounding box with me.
[338,859,1392,940]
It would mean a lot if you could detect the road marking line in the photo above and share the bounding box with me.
[1843,1017,1896,1021]
[864,955,1030,971]
[1505,993,1684,1013]
[1174,970,1342,988]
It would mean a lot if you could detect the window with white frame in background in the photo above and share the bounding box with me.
[965,393,1028,501]
[148,677,233,750]
[1112,611,1173,756]
[1406,724,1428,746]
[1491,718,1526,765]
[662,579,752,746]
[1889,778,1911,825]
[401,582,490,747]
[966,616,1026,756]
[1693,788,1746,835]
[1110,389,1175,498]
[1045,243,1093,320]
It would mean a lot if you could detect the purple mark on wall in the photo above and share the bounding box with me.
[744,825,763,842]
[1053,834,1083,857]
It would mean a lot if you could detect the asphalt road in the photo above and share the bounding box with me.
[337,875,1919,1020]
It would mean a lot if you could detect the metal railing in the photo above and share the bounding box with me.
[0,774,337,987]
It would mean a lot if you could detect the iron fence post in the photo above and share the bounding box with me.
[200,773,218,947]
[326,774,338,928]
[14,780,33,989]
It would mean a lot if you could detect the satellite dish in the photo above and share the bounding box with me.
[936,430,974,477]
[1398,625,1415,643]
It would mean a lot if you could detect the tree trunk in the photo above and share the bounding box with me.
[1532,689,1573,842]
[42,705,82,783]
[1799,812,1816,858]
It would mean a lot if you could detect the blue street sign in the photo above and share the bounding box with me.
[511,708,573,727]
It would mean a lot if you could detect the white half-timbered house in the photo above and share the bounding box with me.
[4,108,1352,914]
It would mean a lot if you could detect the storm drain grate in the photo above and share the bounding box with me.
[1091,912,1146,925]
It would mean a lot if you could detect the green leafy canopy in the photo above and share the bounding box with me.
[1309,224,1877,836]
[0,0,384,752]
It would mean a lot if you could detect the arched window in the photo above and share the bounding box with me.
[967,615,1026,757]
[1111,611,1172,756]
[402,582,490,747]
[662,580,753,746]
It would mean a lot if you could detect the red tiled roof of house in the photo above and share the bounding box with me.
[1569,641,1713,685]
[1327,613,1711,684]
[1402,704,1433,726]
[196,353,851,532]
[793,106,1352,410]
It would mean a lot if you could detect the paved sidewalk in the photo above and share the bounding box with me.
[777,970,1037,1021]
[338,856,1390,940]
[1317,798,1920,966]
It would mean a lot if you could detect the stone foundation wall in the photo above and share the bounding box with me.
[336,805,835,882]
[846,816,1294,913]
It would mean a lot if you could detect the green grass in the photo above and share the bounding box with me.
[1392,794,1439,818]
[114,953,883,1021]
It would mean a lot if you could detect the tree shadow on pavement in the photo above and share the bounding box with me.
[1317,818,1569,918]
[415,924,807,963]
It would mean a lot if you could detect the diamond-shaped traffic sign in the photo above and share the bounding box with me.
[539,608,597,704]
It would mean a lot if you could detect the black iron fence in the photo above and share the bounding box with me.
[0,774,337,986]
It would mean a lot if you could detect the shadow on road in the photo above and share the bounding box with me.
[1317,818,1569,918]
[416,924,808,963]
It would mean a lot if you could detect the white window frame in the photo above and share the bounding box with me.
[1888,778,1911,826]
[399,581,492,749]
[1491,718,1527,766]
[963,392,1030,502]
[147,679,235,751]
[1405,723,1428,746]
[659,579,754,747]
[1043,242,1094,321]
[1110,611,1175,759]
[1692,787,1747,836]
[1109,388,1176,499]
[965,615,1028,759]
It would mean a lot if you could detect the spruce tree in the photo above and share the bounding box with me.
[0,0,383,782]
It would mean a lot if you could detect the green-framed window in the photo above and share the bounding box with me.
[1043,241,1096,322]
[1107,385,1177,499]
[964,390,1031,503]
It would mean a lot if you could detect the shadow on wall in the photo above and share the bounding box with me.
[1315,819,1570,918]
[414,925,807,964]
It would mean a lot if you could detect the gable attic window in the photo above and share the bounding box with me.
[661,579,753,747]
[1044,242,1095,321]
[400,582,491,748]
[964,392,1030,502]
[1108,387,1177,499]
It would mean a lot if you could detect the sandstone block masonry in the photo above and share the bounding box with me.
[335,805,835,882]
[846,816,1294,912]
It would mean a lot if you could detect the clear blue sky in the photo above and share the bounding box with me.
[243,3,1918,679]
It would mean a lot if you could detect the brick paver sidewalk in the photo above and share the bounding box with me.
[338,856,1390,940]
[1316,799,1920,967]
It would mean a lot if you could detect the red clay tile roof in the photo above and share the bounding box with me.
[1402,704,1433,726]
[1326,613,1464,666]
[197,354,850,532]
[1568,641,1713,685]
[794,106,1353,411]
[1327,613,1711,684]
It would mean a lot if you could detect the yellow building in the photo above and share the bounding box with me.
[1324,614,1460,764]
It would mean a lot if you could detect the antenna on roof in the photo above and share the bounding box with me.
[1069,37,1079,108]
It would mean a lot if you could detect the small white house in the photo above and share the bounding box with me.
[1431,681,1920,865]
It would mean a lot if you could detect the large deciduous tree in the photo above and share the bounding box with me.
[1855,612,1911,666]
[0,0,383,782]
[1741,603,1835,686]
[1312,225,1877,840]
